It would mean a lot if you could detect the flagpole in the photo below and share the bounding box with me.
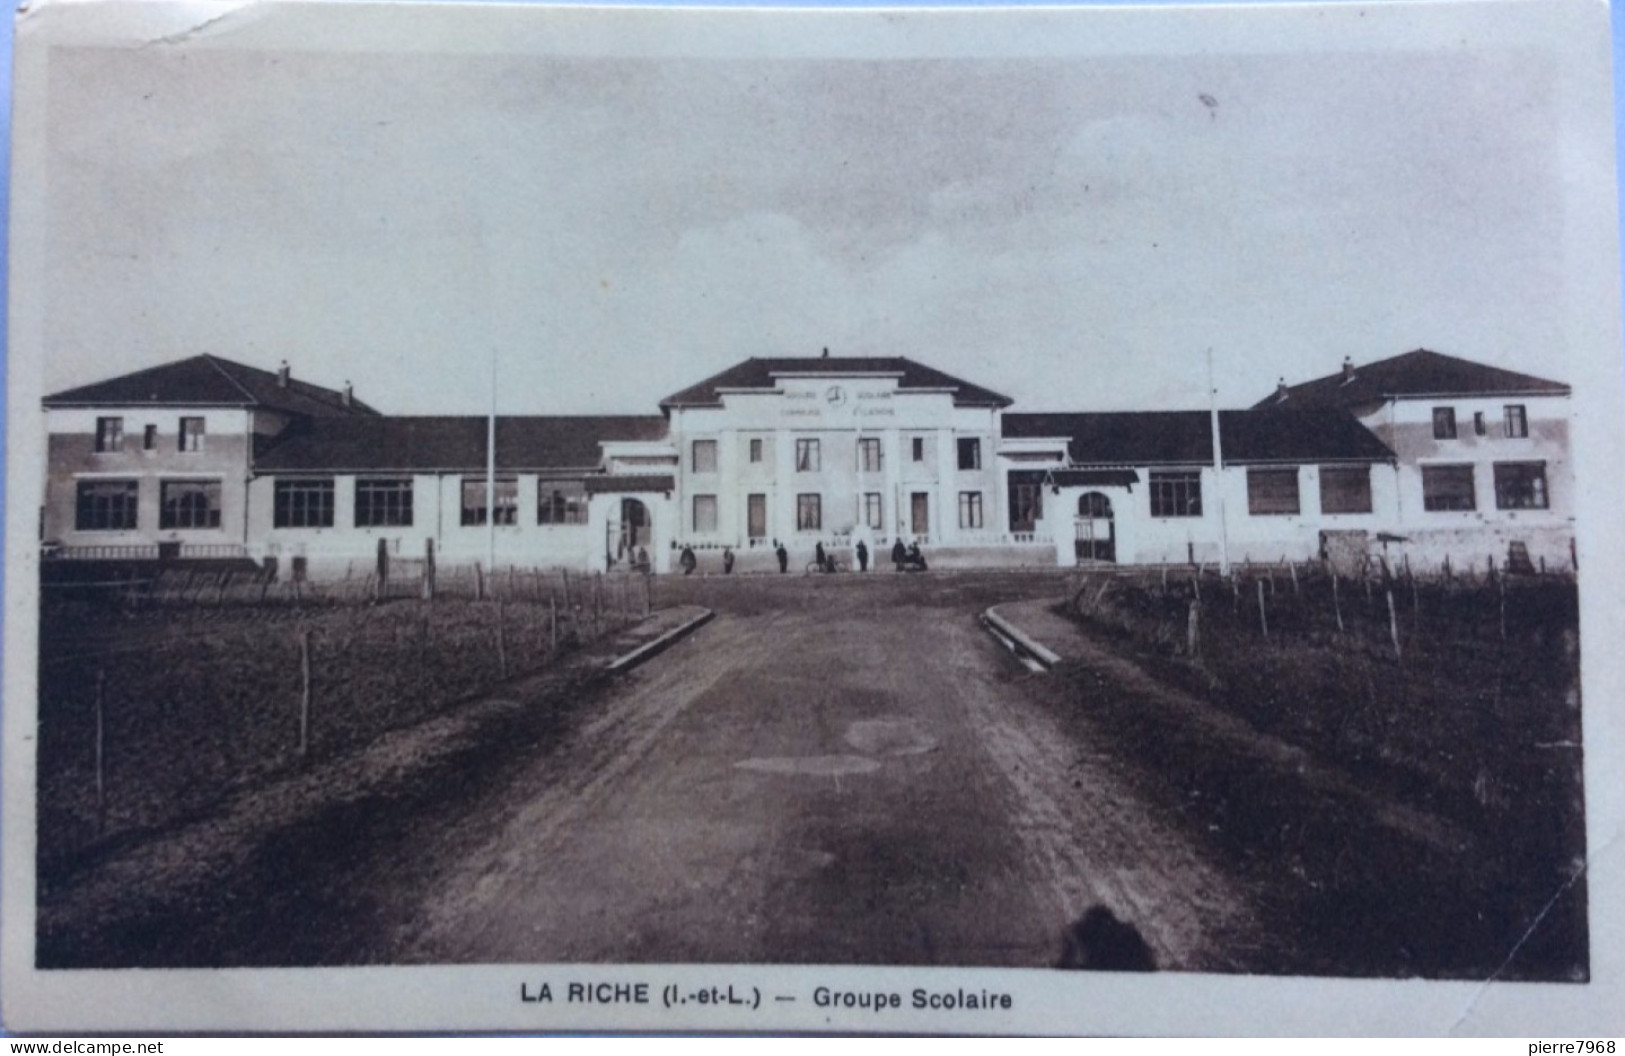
[1208,347,1231,575]
[487,347,497,578]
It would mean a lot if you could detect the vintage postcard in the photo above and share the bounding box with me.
[4,0,1623,1035]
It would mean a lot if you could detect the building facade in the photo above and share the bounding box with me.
[40,349,1575,577]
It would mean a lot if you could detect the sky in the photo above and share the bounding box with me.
[39,28,1572,416]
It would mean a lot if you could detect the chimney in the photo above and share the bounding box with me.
[1341,356,1355,383]
[821,347,830,359]
[342,381,353,408]
[1275,377,1288,401]
[278,360,291,388]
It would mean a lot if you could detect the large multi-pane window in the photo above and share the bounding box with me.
[461,477,518,526]
[692,440,718,473]
[862,492,883,530]
[957,437,982,471]
[1149,470,1203,518]
[1422,464,1476,511]
[1319,466,1373,515]
[1432,407,1457,440]
[1010,483,1044,531]
[1494,461,1548,509]
[1504,405,1529,439]
[1247,468,1301,516]
[160,479,223,529]
[796,439,820,472]
[94,417,123,453]
[75,480,139,530]
[796,493,822,531]
[355,478,413,527]
[693,495,718,533]
[179,416,206,452]
[274,478,336,528]
[538,485,588,525]
[858,438,882,473]
[958,491,984,530]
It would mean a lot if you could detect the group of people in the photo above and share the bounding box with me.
[673,538,927,575]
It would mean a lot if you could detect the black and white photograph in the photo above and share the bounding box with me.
[3,0,1623,1035]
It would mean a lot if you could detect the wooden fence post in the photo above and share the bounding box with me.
[1386,588,1402,662]
[550,595,558,652]
[474,561,485,601]
[1288,560,1299,596]
[299,630,312,759]
[497,600,508,679]
[376,538,389,601]
[94,668,106,835]
[1256,579,1269,641]
[424,538,436,600]
[1186,600,1200,658]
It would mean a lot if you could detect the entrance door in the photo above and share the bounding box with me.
[1074,492,1115,562]
[910,492,930,539]
[621,498,652,554]
[747,494,767,540]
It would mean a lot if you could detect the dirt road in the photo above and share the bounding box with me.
[399,577,1265,970]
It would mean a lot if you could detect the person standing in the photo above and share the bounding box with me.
[680,545,697,576]
[814,541,827,573]
[856,539,869,572]
[776,541,788,574]
[722,547,735,574]
[891,537,907,572]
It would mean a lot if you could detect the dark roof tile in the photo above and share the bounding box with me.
[1002,409,1395,465]
[660,356,1011,409]
[253,415,669,473]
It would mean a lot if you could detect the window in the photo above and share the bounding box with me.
[274,478,335,528]
[1473,412,1487,437]
[94,417,123,453]
[179,416,206,452]
[1422,464,1476,511]
[537,485,588,525]
[796,439,820,472]
[1247,468,1301,516]
[1432,407,1457,440]
[911,437,925,462]
[692,440,717,473]
[959,491,984,529]
[1504,405,1529,439]
[1010,483,1044,530]
[957,437,982,471]
[1494,461,1548,509]
[160,479,222,529]
[796,493,822,531]
[1319,466,1373,515]
[1149,470,1203,518]
[693,494,718,533]
[858,438,882,473]
[355,479,413,527]
[461,477,518,526]
[143,424,158,451]
[75,480,138,530]
[862,492,883,530]
[749,438,763,463]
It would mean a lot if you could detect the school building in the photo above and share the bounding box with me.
[39,348,1574,577]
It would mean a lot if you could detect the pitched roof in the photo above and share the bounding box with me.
[253,415,670,473]
[660,356,1012,410]
[1002,409,1395,466]
[42,354,378,417]
[1256,349,1570,410]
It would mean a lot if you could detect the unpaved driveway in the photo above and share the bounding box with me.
[402,581,1265,970]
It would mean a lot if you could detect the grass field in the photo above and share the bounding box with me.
[1056,563,1587,979]
[36,569,648,869]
